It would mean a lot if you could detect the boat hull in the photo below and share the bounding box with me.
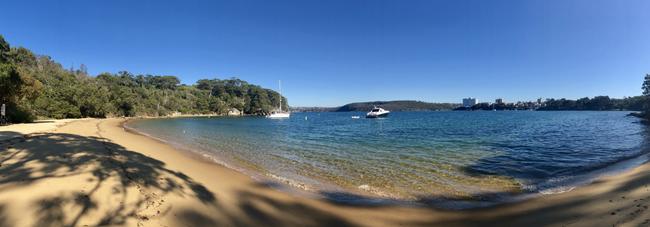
[366,112,389,118]
[267,112,291,118]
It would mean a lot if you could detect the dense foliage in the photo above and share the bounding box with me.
[538,96,646,111]
[335,100,460,112]
[454,96,646,111]
[290,106,337,112]
[642,74,650,118]
[0,35,287,123]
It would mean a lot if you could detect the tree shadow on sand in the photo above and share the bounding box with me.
[2,127,650,227]
[0,130,356,227]
[0,132,216,226]
[172,189,356,227]
[195,119,650,227]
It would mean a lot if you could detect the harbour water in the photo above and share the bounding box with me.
[127,111,649,205]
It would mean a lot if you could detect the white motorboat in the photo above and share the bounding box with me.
[267,80,290,119]
[267,111,290,118]
[366,106,390,118]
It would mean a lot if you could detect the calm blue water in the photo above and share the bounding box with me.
[127,111,649,201]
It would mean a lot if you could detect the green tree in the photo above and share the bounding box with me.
[0,64,22,104]
[643,74,650,118]
[643,74,650,96]
[0,61,41,122]
[0,35,290,120]
[0,35,9,63]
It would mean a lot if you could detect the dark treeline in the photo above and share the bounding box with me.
[456,96,647,111]
[538,96,646,111]
[0,35,287,123]
[290,107,337,112]
[641,74,650,119]
[289,101,460,113]
[335,100,460,112]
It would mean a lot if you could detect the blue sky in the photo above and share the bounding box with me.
[1,0,649,106]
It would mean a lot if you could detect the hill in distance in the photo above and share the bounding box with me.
[292,100,461,112]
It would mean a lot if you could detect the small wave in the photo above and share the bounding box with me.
[124,121,263,178]
[539,186,576,195]
[267,173,314,191]
[357,184,395,198]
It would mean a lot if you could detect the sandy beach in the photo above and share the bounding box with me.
[0,118,649,226]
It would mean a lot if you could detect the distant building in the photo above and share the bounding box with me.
[462,98,478,108]
[495,98,504,105]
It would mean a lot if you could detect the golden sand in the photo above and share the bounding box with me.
[0,118,648,226]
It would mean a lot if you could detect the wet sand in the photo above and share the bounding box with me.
[0,118,648,226]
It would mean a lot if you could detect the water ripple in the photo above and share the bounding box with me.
[127,111,649,202]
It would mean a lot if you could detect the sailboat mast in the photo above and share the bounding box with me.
[278,80,282,111]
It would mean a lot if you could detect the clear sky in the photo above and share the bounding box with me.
[1,0,649,107]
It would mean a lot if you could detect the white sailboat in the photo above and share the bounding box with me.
[267,80,291,119]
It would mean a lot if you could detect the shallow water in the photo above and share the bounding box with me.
[127,111,649,202]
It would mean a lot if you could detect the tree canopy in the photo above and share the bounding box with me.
[454,96,646,111]
[642,74,650,96]
[643,74,650,119]
[335,101,459,112]
[538,96,629,111]
[0,35,287,122]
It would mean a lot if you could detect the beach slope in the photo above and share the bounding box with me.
[0,118,648,226]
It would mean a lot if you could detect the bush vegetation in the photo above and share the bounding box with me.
[0,35,287,123]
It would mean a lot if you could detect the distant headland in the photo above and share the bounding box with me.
[292,95,647,113]
[291,100,460,112]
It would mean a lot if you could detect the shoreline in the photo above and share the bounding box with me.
[1,118,649,226]
[124,117,467,207]
[121,118,383,206]
[123,116,650,210]
[122,118,509,208]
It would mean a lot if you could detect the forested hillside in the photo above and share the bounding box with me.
[538,96,646,111]
[335,100,460,112]
[0,35,287,122]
